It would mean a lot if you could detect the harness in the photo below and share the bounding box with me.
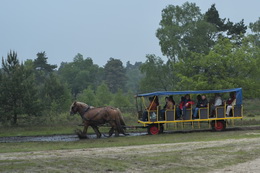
[83,106,91,113]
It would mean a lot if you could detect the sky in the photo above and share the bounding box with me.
[0,0,259,67]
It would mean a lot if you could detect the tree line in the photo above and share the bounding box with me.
[0,51,143,125]
[0,2,259,125]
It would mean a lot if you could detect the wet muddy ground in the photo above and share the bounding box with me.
[0,132,147,143]
[0,126,259,143]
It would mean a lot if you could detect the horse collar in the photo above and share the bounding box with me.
[83,106,91,113]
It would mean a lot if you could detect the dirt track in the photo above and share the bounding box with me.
[1,137,260,172]
[211,157,260,173]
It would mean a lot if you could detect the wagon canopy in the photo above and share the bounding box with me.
[136,88,243,105]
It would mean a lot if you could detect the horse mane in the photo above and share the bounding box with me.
[76,101,89,107]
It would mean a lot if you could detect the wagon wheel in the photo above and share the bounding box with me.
[211,120,226,131]
[148,124,160,135]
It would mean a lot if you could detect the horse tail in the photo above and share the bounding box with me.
[115,108,127,135]
[117,108,126,127]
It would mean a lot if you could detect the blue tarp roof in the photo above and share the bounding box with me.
[137,88,243,105]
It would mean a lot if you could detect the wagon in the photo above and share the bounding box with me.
[135,88,243,135]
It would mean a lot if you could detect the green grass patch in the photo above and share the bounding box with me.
[1,130,260,153]
[0,125,76,137]
[0,130,260,173]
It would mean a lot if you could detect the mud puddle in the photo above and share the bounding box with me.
[1,126,259,143]
[0,132,147,143]
[0,134,79,143]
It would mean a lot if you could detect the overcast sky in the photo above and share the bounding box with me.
[0,0,259,67]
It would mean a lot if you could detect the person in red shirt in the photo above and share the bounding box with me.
[176,94,194,119]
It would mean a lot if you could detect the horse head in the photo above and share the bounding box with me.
[70,101,78,115]
[70,101,90,116]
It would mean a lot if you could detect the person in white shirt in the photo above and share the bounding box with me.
[210,93,222,116]
[226,92,236,116]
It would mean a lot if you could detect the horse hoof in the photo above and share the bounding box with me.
[97,135,102,139]
[79,135,88,139]
[75,129,88,139]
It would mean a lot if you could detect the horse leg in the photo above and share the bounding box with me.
[92,125,102,138]
[108,127,114,137]
[109,121,119,137]
[79,124,89,139]
[114,129,119,137]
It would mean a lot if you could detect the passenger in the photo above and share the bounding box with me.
[141,96,159,121]
[176,96,185,119]
[192,95,202,118]
[160,97,169,120]
[210,93,222,117]
[168,95,175,107]
[182,94,194,118]
[160,96,175,120]
[226,92,236,116]
[193,95,208,119]
[177,94,194,119]
[163,97,169,110]
[155,96,159,106]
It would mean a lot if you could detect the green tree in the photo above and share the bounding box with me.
[204,4,226,32]
[34,52,57,72]
[109,89,130,108]
[156,2,217,61]
[34,52,57,84]
[41,73,71,113]
[58,53,103,98]
[205,4,247,41]
[174,37,260,97]
[225,19,247,38]
[0,51,40,125]
[249,17,260,47]
[104,58,127,93]
[139,54,175,92]
[125,61,143,93]
[96,82,112,106]
[77,86,97,106]
[157,3,248,62]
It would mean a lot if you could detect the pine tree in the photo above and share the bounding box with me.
[0,51,40,125]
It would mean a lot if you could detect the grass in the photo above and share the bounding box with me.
[0,130,260,172]
[0,125,76,137]
[1,129,260,153]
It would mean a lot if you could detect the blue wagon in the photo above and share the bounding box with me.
[136,88,243,135]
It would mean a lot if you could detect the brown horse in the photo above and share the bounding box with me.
[70,101,126,138]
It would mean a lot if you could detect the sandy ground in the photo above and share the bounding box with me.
[0,137,260,172]
[211,157,260,173]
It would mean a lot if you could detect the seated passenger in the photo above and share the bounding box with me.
[210,93,222,117]
[177,94,194,119]
[226,92,236,116]
[160,97,169,120]
[193,95,208,119]
[141,96,159,121]
[162,97,169,110]
[160,96,175,120]
[176,96,185,119]
[168,95,175,107]
[192,95,201,118]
